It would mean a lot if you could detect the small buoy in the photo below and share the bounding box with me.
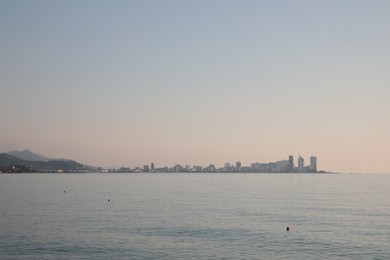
[286,226,290,231]
[64,190,66,193]
[108,198,110,202]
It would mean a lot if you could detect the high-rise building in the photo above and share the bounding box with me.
[174,165,183,172]
[298,156,304,173]
[208,164,216,172]
[236,161,241,170]
[276,160,289,172]
[151,162,154,171]
[310,156,317,172]
[288,155,294,172]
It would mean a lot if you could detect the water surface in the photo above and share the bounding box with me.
[1,173,389,259]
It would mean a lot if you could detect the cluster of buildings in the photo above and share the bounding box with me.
[286,155,317,173]
[101,155,319,173]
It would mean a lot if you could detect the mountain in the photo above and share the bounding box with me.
[7,149,52,161]
[0,153,92,173]
[0,153,26,166]
[34,159,88,173]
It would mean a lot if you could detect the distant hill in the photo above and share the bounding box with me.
[0,153,92,173]
[0,153,26,166]
[7,149,52,161]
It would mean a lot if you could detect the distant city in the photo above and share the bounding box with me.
[100,155,322,174]
[0,150,324,174]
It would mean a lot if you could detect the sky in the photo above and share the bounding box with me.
[1,0,389,173]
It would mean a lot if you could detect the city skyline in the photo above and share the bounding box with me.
[107,154,320,173]
[104,154,320,173]
[1,1,390,173]
[1,149,321,173]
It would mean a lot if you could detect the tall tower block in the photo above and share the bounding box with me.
[288,155,294,172]
[310,156,317,172]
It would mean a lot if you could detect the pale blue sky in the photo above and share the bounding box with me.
[1,0,389,172]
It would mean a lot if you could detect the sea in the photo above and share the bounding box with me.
[0,173,389,259]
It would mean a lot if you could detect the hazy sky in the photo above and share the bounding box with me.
[1,0,389,173]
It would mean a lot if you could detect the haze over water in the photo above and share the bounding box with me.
[1,173,390,259]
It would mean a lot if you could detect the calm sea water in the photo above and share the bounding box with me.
[1,173,389,259]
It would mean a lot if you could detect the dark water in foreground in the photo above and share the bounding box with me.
[1,173,389,259]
